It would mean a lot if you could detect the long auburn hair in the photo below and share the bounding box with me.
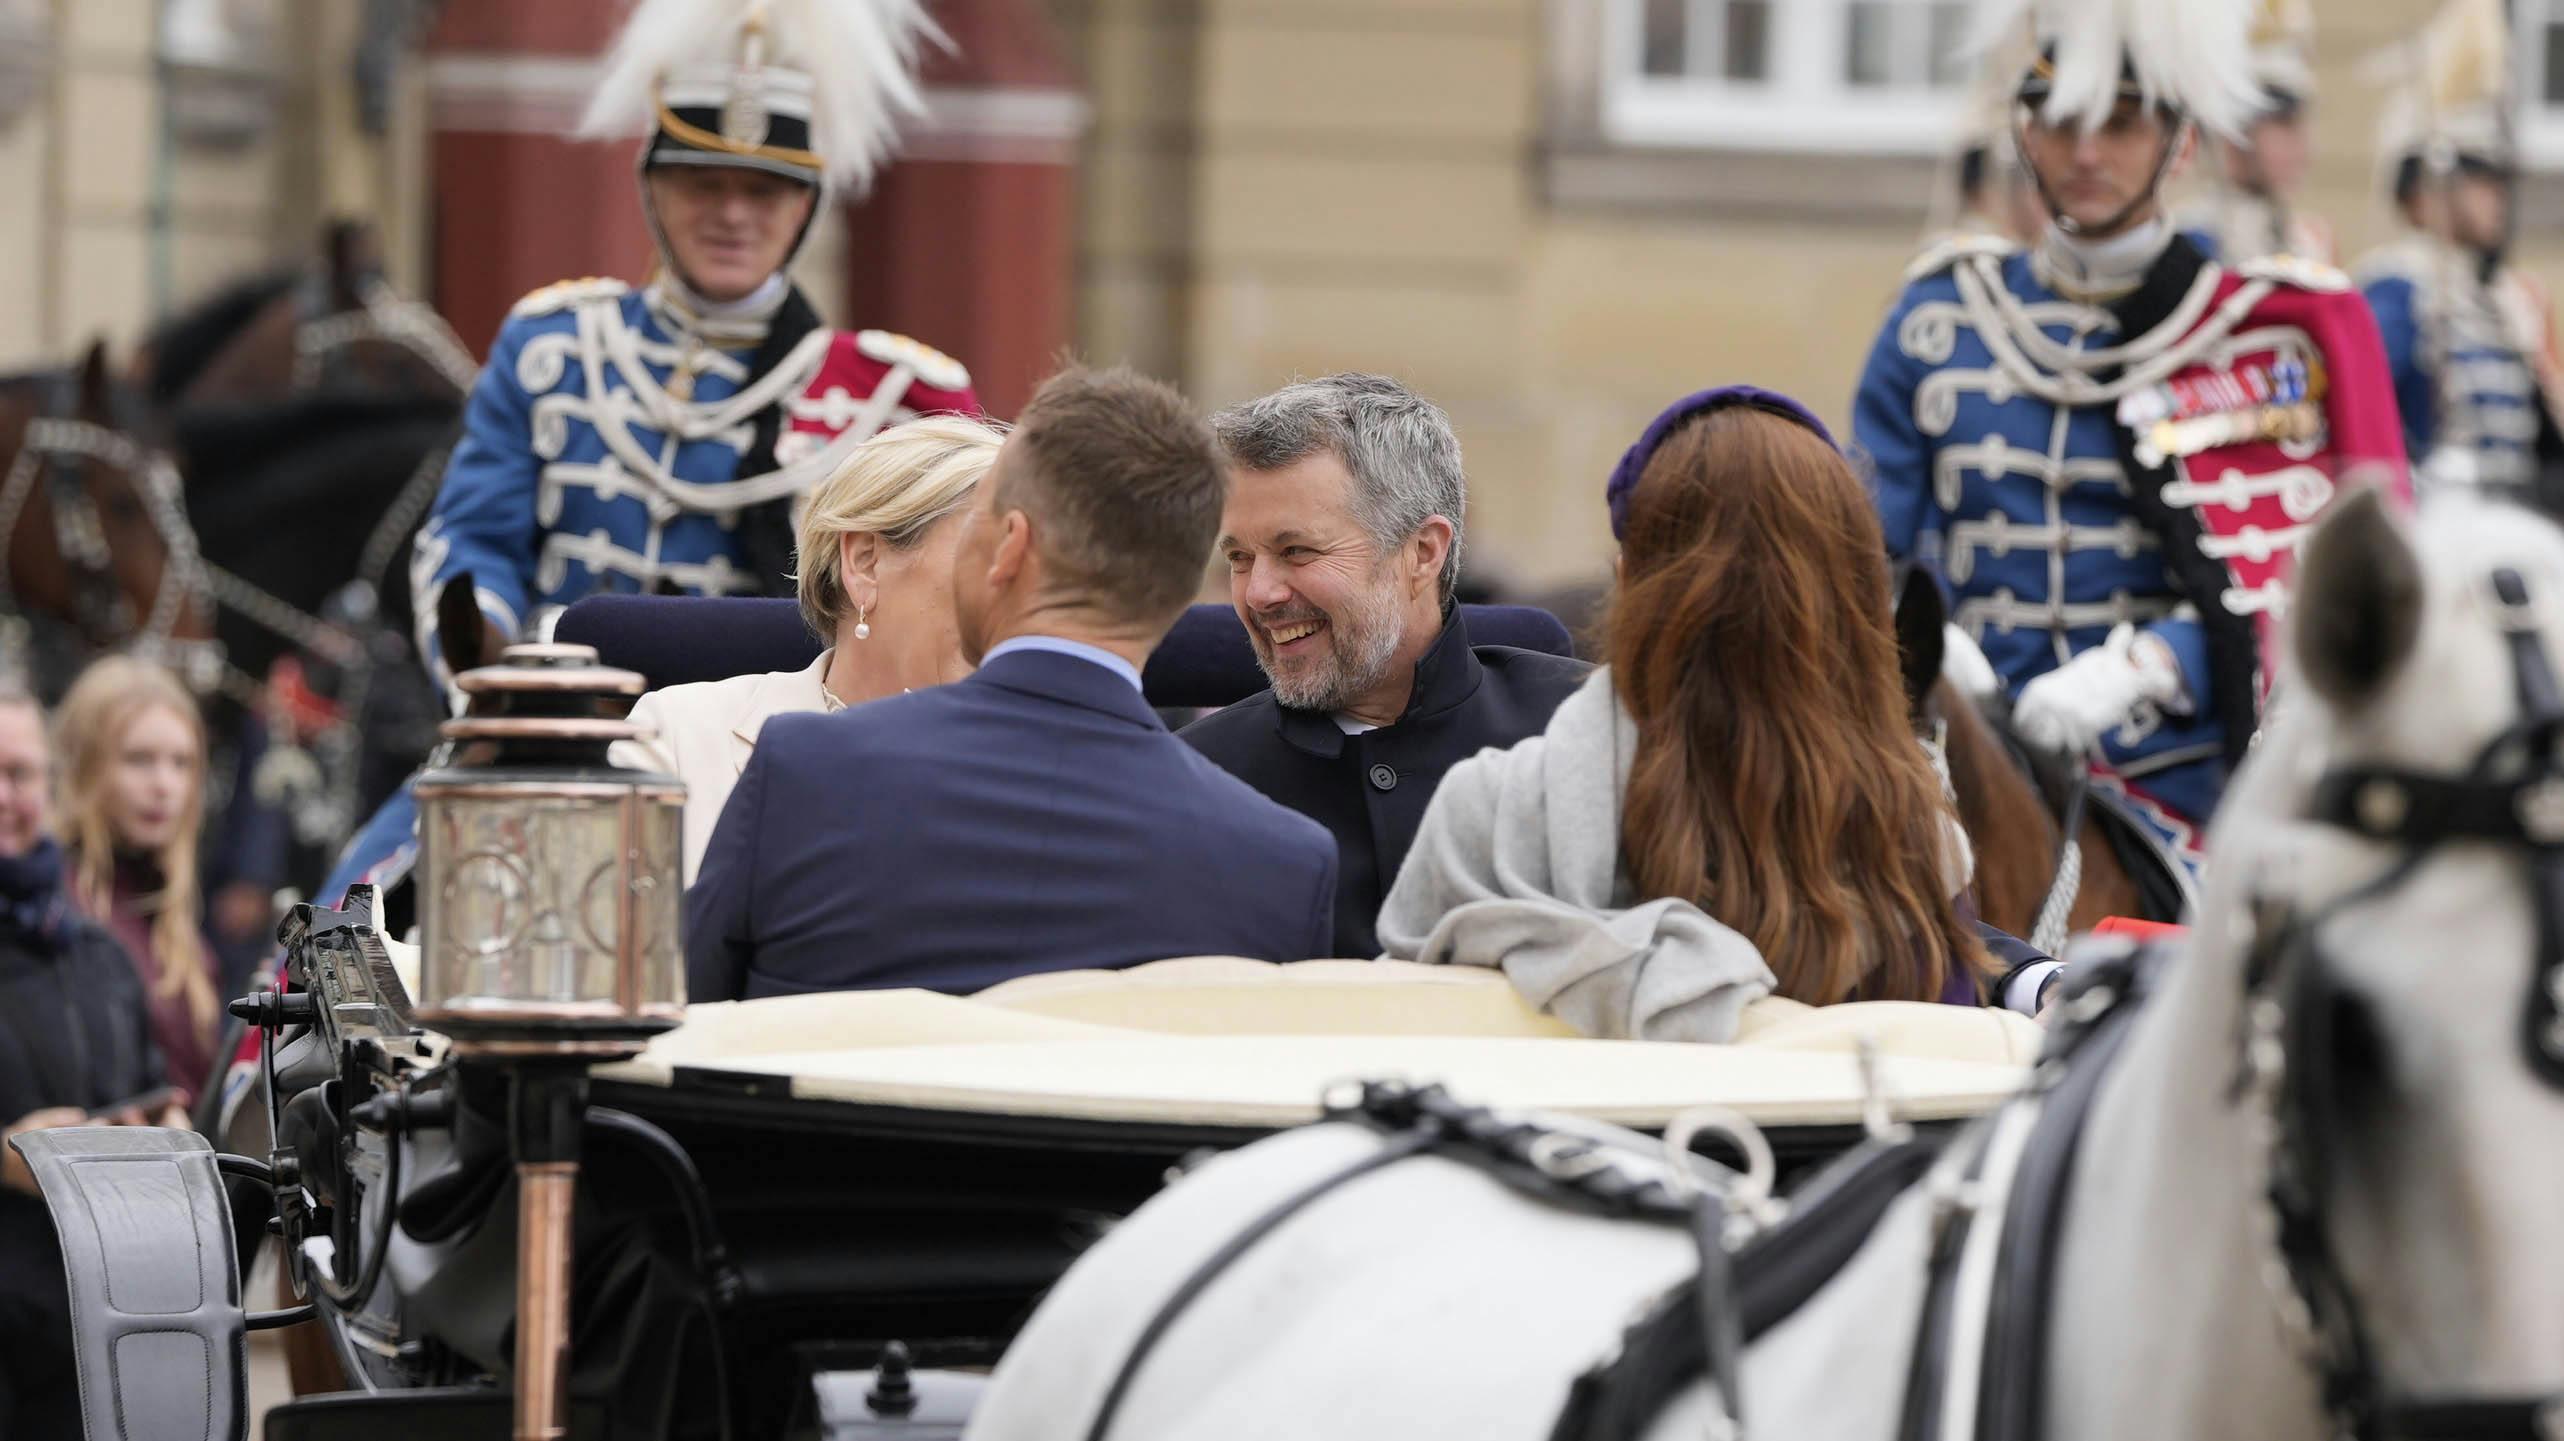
[53,655,216,1030]
[1608,406,1986,1005]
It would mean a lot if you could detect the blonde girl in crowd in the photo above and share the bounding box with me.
[53,656,222,1107]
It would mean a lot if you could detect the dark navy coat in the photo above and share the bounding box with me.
[1180,610,1592,958]
[684,647,1339,1001]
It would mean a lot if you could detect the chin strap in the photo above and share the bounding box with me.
[2016,108,2192,243]
[634,150,827,337]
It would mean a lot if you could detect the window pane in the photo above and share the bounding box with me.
[2547,21,2564,105]
[1723,0,1771,81]
[1845,1,1893,87]
[1929,2,1971,87]
[1641,0,1688,78]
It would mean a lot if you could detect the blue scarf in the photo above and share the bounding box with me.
[0,837,73,952]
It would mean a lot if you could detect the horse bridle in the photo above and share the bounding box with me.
[0,399,223,692]
[290,271,478,398]
[2239,564,2564,1441]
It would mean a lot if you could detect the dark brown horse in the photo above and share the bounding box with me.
[1891,568,2172,946]
[136,220,475,411]
[0,343,220,702]
[129,223,465,888]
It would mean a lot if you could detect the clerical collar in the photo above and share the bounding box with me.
[646,271,789,349]
[2034,216,2174,304]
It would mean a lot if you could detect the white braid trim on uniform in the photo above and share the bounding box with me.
[580,294,833,441]
[540,291,923,517]
[1953,254,2278,408]
[579,372,920,516]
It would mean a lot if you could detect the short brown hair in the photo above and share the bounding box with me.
[1000,365,1226,625]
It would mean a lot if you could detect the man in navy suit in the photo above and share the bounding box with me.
[685,365,1340,1002]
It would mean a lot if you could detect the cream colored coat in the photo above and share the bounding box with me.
[615,649,833,885]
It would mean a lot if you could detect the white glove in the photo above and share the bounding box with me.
[1940,623,2002,702]
[2013,624,2188,756]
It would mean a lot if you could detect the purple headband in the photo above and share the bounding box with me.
[1605,385,1840,540]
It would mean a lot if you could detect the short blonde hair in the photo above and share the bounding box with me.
[795,413,1007,639]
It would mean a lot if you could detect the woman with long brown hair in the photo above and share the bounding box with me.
[53,655,221,1105]
[1378,387,1993,1040]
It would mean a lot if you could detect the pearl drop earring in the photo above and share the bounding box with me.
[854,605,872,641]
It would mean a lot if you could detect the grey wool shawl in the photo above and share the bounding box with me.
[1375,668,1777,1042]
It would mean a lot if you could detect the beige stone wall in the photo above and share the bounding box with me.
[0,0,423,371]
[1057,0,2564,595]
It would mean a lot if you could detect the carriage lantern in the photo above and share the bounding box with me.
[413,641,684,1048]
[411,641,685,1441]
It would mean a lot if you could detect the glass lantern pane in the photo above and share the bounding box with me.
[419,791,681,1016]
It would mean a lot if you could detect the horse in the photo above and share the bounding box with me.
[0,342,220,702]
[1888,571,2173,947]
[960,489,2564,1441]
[134,221,468,897]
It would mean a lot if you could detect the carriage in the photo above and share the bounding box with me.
[8,597,2053,1441]
[26,900,2042,1441]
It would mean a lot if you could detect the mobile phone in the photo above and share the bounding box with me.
[86,1086,180,1123]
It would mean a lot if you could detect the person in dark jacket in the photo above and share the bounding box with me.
[687,365,1338,1001]
[0,685,171,1439]
[1184,374,1591,956]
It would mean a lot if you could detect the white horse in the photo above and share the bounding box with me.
[964,491,2564,1441]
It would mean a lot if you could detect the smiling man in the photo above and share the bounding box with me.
[410,0,979,692]
[1181,374,1589,957]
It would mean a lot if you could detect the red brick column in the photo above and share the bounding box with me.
[839,1,1086,417]
[424,0,653,358]
[423,0,1084,400]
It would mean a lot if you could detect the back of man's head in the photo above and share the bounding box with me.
[999,365,1226,633]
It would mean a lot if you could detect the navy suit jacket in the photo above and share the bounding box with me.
[684,648,1341,1002]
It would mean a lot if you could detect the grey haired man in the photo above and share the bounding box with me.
[1182,372,1590,958]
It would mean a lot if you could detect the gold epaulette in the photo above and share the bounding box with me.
[509,276,631,319]
[2238,253,2351,295]
[856,329,972,393]
[1903,233,2014,284]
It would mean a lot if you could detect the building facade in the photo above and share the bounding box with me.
[1054,0,2564,593]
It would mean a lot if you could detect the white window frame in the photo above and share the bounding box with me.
[1599,0,1965,155]
[2518,0,2564,169]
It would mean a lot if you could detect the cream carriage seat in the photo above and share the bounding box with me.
[974,957,2045,1066]
[601,959,2043,1129]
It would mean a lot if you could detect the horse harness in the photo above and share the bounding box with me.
[0,380,221,690]
[2227,563,2564,1441]
[1078,568,2564,1441]
[289,267,479,398]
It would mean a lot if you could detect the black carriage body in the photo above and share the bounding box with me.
[31,882,1948,1441]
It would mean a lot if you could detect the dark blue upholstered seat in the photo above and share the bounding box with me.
[555,595,1576,709]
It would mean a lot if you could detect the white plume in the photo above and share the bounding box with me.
[1966,0,2266,142]
[579,0,944,190]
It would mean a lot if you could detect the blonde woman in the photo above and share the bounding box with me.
[53,656,221,1106]
[623,412,1007,881]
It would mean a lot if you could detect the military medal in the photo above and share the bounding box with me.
[2122,355,2326,467]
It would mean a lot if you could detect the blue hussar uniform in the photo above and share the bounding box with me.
[410,277,979,685]
[1856,238,2220,861]
[2358,239,2554,496]
[1855,232,2411,882]
[414,278,773,660]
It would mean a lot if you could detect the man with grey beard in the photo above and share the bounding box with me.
[1182,374,1590,957]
